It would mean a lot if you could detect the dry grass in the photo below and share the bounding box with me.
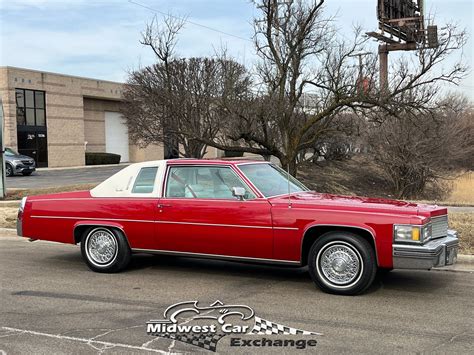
[413,172,474,207]
[450,212,473,255]
[5,183,97,201]
[0,207,18,229]
[445,172,474,206]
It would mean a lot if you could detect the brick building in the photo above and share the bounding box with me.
[0,66,167,167]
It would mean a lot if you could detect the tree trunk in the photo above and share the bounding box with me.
[183,139,207,159]
[280,154,298,177]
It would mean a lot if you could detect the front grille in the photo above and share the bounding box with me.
[21,160,34,166]
[431,215,448,239]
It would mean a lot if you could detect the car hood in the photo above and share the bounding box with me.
[6,154,35,161]
[269,191,447,218]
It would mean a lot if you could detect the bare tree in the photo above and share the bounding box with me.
[122,15,252,158]
[126,3,467,174]
[175,1,467,175]
[122,56,251,158]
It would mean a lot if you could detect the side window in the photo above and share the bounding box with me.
[166,166,256,200]
[132,167,158,193]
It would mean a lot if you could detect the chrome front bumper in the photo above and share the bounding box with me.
[393,230,459,269]
[14,165,36,173]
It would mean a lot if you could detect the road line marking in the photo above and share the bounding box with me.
[1,327,168,354]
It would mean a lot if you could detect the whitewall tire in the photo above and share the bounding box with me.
[80,227,131,273]
[308,232,377,295]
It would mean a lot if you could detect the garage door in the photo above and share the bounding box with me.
[105,111,129,162]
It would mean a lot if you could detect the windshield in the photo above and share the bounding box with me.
[4,147,19,157]
[238,163,308,197]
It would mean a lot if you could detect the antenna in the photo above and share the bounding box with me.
[287,164,292,209]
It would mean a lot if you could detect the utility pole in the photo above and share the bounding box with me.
[0,98,6,199]
[379,45,389,92]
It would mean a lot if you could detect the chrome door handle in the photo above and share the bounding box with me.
[157,203,172,208]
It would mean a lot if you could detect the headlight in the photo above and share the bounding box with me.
[394,223,431,244]
[13,160,23,165]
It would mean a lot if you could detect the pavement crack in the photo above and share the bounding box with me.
[1,326,168,354]
[425,329,472,352]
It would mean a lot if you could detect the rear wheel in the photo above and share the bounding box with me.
[80,227,131,273]
[308,232,377,295]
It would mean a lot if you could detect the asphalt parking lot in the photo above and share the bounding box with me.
[1,236,473,354]
[6,165,126,189]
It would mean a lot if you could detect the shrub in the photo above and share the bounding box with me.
[366,98,473,199]
[85,152,121,165]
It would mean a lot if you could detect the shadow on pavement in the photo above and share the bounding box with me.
[43,250,455,295]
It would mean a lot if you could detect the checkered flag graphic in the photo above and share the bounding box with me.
[250,316,320,335]
[157,332,227,352]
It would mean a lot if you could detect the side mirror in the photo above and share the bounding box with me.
[232,187,246,201]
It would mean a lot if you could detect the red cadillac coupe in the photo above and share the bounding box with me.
[17,159,458,295]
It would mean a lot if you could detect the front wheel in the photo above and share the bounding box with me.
[6,164,13,177]
[308,232,377,295]
[80,227,131,273]
[22,171,33,176]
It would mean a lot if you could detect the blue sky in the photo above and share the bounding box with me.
[0,0,472,98]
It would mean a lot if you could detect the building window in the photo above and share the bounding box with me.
[15,89,46,127]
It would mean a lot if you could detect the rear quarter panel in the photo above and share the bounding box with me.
[22,196,158,249]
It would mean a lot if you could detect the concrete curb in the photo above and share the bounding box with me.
[0,228,17,237]
[0,200,21,207]
[0,227,472,270]
[456,254,474,264]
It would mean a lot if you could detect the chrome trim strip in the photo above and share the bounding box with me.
[301,223,379,265]
[31,215,155,223]
[235,161,270,166]
[155,220,298,230]
[30,215,298,230]
[30,198,159,202]
[273,226,299,231]
[73,223,125,231]
[132,248,301,265]
[163,163,263,199]
[236,163,309,198]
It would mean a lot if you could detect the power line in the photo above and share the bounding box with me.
[128,0,253,43]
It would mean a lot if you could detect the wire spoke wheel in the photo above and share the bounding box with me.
[308,233,376,295]
[85,229,118,266]
[319,243,362,285]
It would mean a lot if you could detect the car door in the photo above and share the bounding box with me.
[154,164,274,260]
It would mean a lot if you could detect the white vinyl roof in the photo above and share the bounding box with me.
[90,160,167,198]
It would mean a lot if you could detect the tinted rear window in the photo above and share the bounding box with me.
[132,167,158,193]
